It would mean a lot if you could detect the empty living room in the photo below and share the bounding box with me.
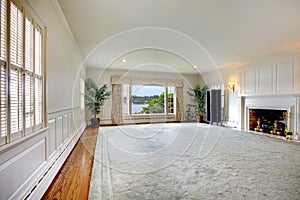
[0,0,299,199]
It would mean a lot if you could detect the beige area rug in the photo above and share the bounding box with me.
[88,123,300,199]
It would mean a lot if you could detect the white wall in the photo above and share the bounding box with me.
[86,68,204,124]
[0,0,86,199]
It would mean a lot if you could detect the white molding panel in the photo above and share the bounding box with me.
[56,116,63,149]
[0,130,47,200]
[243,68,256,94]
[63,114,68,142]
[0,107,86,200]
[48,119,56,158]
[258,64,273,93]
[276,60,294,93]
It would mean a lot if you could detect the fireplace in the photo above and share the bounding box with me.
[244,96,298,140]
[249,108,288,136]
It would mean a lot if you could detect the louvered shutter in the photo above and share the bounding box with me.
[24,15,34,132]
[10,1,23,67]
[9,1,23,140]
[34,28,42,128]
[0,0,7,145]
[0,0,7,61]
[0,64,6,145]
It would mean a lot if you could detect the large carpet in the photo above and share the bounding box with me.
[88,123,300,199]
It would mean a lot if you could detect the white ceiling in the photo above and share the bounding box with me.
[56,0,300,74]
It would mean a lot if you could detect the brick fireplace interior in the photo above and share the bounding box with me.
[249,108,288,136]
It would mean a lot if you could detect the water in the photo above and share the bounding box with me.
[132,104,148,114]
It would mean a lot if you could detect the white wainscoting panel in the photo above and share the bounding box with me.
[258,65,273,93]
[68,113,72,138]
[243,68,256,94]
[63,114,68,142]
[48,119,56,158]
[276,60,294,93]
[0,131,47,200]
[56,116,63,149]
[0,107,86,200]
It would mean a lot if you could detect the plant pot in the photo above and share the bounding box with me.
[90,118,100,128]
[196,115,204,123]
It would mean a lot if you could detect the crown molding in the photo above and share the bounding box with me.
[51,0,83,59]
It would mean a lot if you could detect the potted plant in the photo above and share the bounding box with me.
[85,78,111,127]
[187,84,208,122]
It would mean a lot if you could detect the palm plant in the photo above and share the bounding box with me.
[85,78,111,120]
[187,84,208,121]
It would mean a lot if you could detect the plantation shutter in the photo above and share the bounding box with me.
[34,27,42,128]
[9,1,24,140]
[0,0,7,61]
[24,15,34,132]
[10,1,23,67]
[0,64,6,145]
[0,0,7,145]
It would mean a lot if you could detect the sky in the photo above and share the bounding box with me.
[132,85,165,97]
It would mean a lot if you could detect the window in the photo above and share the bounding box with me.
[132,85,165,114]
[0,0,44,146]
[122,84,175,115]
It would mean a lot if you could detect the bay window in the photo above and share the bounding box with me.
[111,76,183,124]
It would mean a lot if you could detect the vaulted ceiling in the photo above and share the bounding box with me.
[56,0,300,74]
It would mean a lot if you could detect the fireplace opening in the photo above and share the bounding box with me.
[249,108,289,136]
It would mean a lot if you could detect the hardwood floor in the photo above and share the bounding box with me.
[42,127,98,200]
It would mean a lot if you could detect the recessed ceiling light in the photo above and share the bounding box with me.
[193,65,197,69]
[122,58,127,63]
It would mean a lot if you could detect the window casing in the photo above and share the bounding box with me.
[0,0,45,146]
